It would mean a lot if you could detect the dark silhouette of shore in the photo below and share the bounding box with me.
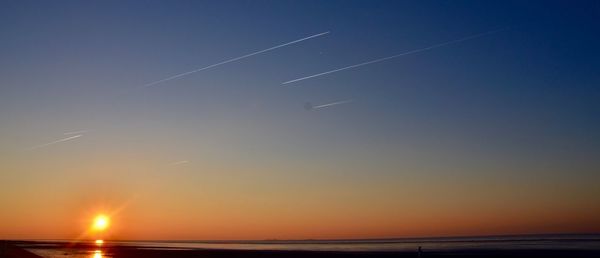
[0,241,42,258]
[3,240,600,258]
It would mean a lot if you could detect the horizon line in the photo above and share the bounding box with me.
[9,232,600,242]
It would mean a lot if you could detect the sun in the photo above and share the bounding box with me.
[92,215,109,231]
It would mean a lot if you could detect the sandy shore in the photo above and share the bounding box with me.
[0,241,42,258]
[4,240,600,258]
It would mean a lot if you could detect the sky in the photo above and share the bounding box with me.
[0,0,599,240]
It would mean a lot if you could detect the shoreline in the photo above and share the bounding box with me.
[6,240,600,258]
[0,241,42,258]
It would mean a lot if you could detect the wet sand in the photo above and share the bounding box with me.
[110,247,600,258]
[0,242,42,258]
[4,240,600,258]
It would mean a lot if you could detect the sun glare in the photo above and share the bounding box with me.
[95,239,104,246]
[93,215,109,231]
[93,250,102,258]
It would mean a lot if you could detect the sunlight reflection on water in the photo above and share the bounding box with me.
[26,249,107,258]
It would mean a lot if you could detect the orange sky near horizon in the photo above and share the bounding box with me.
[1,153,599,240]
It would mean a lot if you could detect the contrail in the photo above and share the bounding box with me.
[304,99,353,111]
[142,31,330,88]
[283,28,506,85]
[63,130,88,135]
[24,135,82,151]
[170,160,189,166]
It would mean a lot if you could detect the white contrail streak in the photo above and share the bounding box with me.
[283,28,506,85]
[24,135,82,151]
[305,99,353,111]
[313,99,353,109]
[170,160,189,166]
[142,31,330,88]
[63,130,88,135]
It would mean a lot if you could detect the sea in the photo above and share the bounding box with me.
[20,234,600,258]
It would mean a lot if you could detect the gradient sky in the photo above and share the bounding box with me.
[1,0,599,240]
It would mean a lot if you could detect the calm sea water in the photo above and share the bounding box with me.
[23,234,600,258]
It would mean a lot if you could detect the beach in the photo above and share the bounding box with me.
[4,237,600,258]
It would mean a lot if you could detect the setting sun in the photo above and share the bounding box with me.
[92,215,109,231]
